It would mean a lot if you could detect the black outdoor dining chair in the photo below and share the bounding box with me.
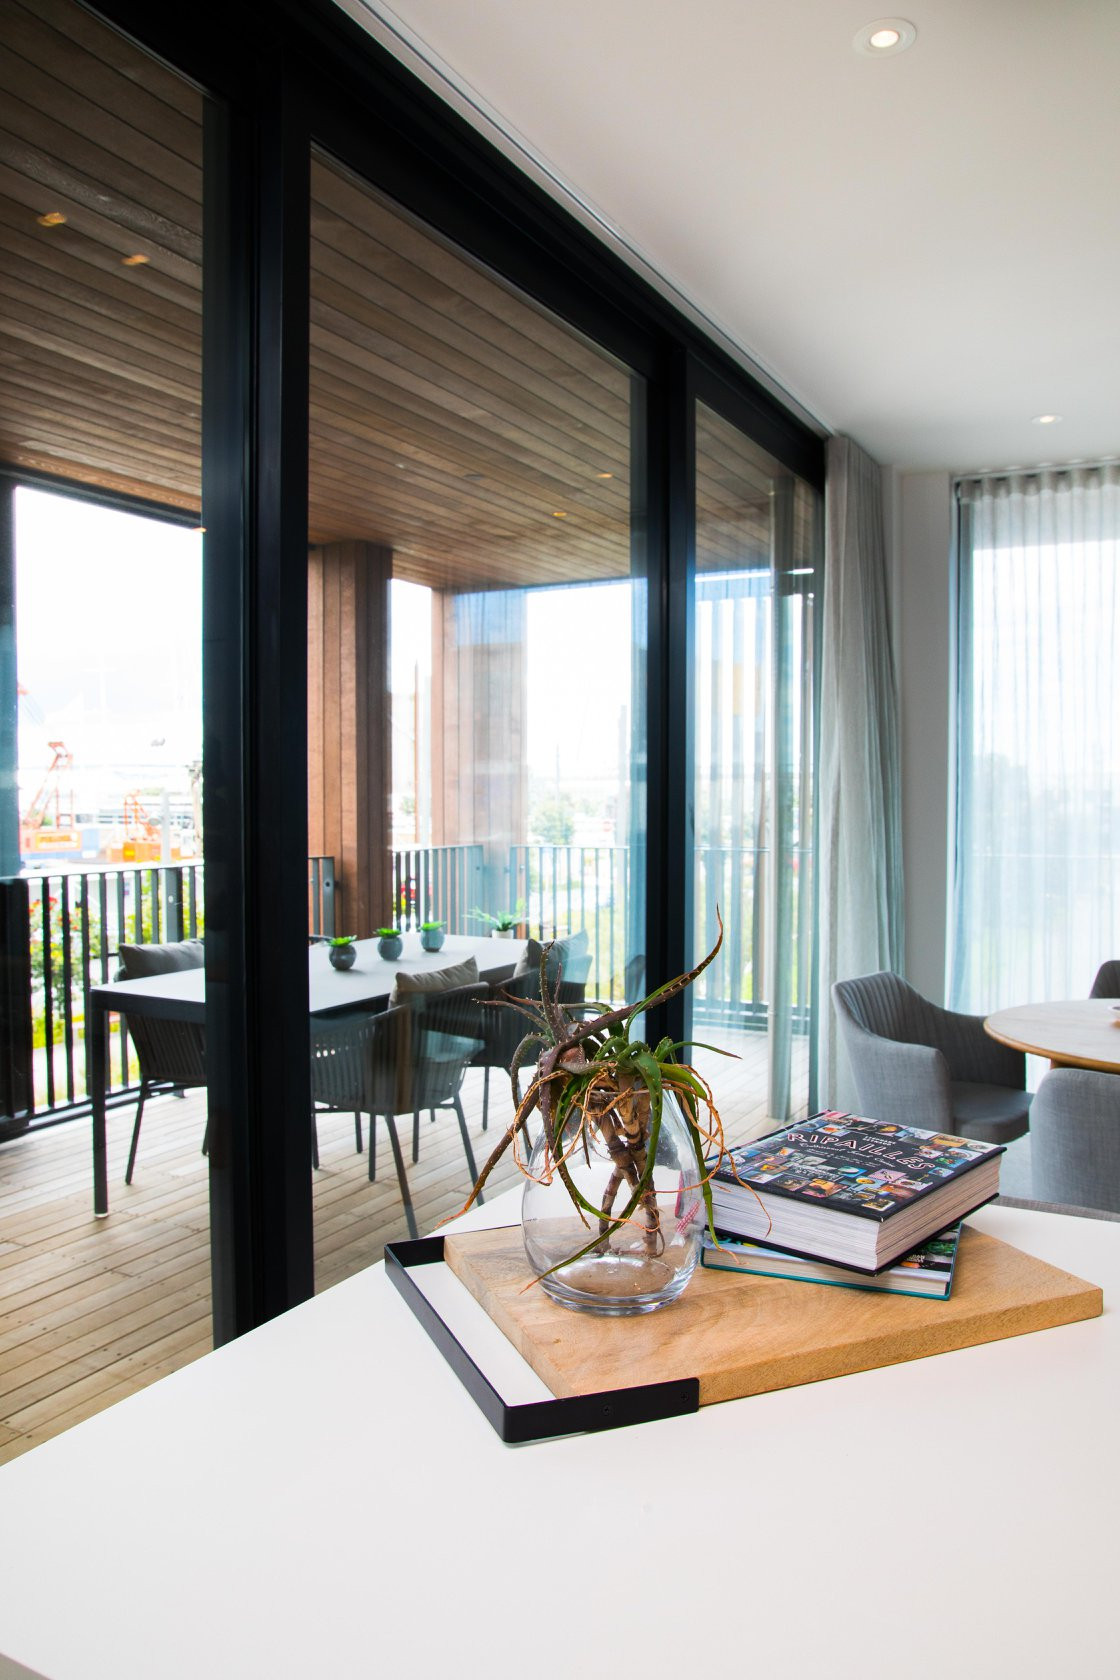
[309,1010,374,1167]
[473,934,594,1134]
[115,939,207,1185]
[310,984,487,1239]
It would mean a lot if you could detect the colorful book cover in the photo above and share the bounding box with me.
[710,1112,1002,1225]
[700,1221,963,1299]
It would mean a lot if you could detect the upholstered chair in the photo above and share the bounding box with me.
[1089,960,1120,999]
[831,971,1031,1145]
[1028,1069,1120,1214]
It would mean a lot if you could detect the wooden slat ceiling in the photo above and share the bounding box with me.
[308,155,631,589]
[0,0,801,593]
[0,0,202,512]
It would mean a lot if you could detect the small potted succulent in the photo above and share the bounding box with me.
[328,935,357,972]
[470,901,526,938]
[420,919,446,953]
[375,925,403,962]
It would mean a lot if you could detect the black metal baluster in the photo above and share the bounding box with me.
[60,874,74,1104]
[40,876,55,1110]
[80,872,92,1105]
[116,871,129,1083]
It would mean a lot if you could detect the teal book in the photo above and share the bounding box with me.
[700,1221,963,1300]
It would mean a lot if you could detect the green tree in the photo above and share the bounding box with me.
[532,795,575,845]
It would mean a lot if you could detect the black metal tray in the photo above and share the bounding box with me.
[385,1235,700,1445]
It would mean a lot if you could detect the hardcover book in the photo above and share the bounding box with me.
[707,1113,1002,1272]
[700,1221,963,1299]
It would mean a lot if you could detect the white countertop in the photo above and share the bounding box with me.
[0,1197,1116,1680]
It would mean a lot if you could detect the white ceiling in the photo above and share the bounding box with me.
[337,0,1120,475]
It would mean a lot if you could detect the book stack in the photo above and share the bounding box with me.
[701,1223,963,1299]
[703,1113,1004,1292]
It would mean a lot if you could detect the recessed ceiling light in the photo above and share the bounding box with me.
[552,510,567,518]
[121,253,150,266]
[596,472,614,480]
[37,211,67,227]
[1032,414,1063,425]
[854,18,916,55]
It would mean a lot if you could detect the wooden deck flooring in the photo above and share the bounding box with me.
[0,1030,808,1463]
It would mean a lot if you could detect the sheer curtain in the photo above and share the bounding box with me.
[816,436,904,1109]
[952,463,1120,1011]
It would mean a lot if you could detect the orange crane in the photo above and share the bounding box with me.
[20,741,80,856]
[120,792,162,862]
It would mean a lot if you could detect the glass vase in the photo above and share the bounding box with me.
[521,1086,704,1315]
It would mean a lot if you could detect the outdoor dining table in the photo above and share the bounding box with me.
[88,933,528,1217]
[983,997,1120,1073]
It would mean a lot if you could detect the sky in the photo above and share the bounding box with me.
[17,488,634,833]
[15,488,203,811]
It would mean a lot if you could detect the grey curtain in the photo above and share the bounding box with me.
[817,435,904,1107]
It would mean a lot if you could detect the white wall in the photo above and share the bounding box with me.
[890,470,954,1004]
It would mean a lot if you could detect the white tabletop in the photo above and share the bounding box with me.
[91,933,526,1017]
[0,1196,1116,1680]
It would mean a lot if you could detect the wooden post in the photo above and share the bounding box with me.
[307,542,392,936]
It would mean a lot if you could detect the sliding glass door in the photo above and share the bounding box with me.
[305,151,647,1271]
[689,398,821,1138]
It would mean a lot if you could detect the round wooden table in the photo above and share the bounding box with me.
[984,998,1120,1072]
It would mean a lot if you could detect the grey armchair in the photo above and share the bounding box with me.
[1089,960,1120,999]
[831,972,1031,1145]
[1028,1069,1120,1213]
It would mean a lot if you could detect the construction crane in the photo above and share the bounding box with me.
[20,741,80,857]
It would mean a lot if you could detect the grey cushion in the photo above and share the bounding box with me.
[514,930,590,985]
[389,956,479,1007]
[949,1082,1032,1146]
[118,939,204,980]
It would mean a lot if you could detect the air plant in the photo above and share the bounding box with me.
[457,911,736,1280]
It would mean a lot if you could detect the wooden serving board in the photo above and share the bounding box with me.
[443,1225,1103,1405]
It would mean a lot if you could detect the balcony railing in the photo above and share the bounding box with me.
[1,856,336,1134]
[4,841,811,1134]
[391,844,485,936]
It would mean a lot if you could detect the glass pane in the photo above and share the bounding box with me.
[690,402,820,1143]
[0,1,207,1460]
[307,153,646,1272]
